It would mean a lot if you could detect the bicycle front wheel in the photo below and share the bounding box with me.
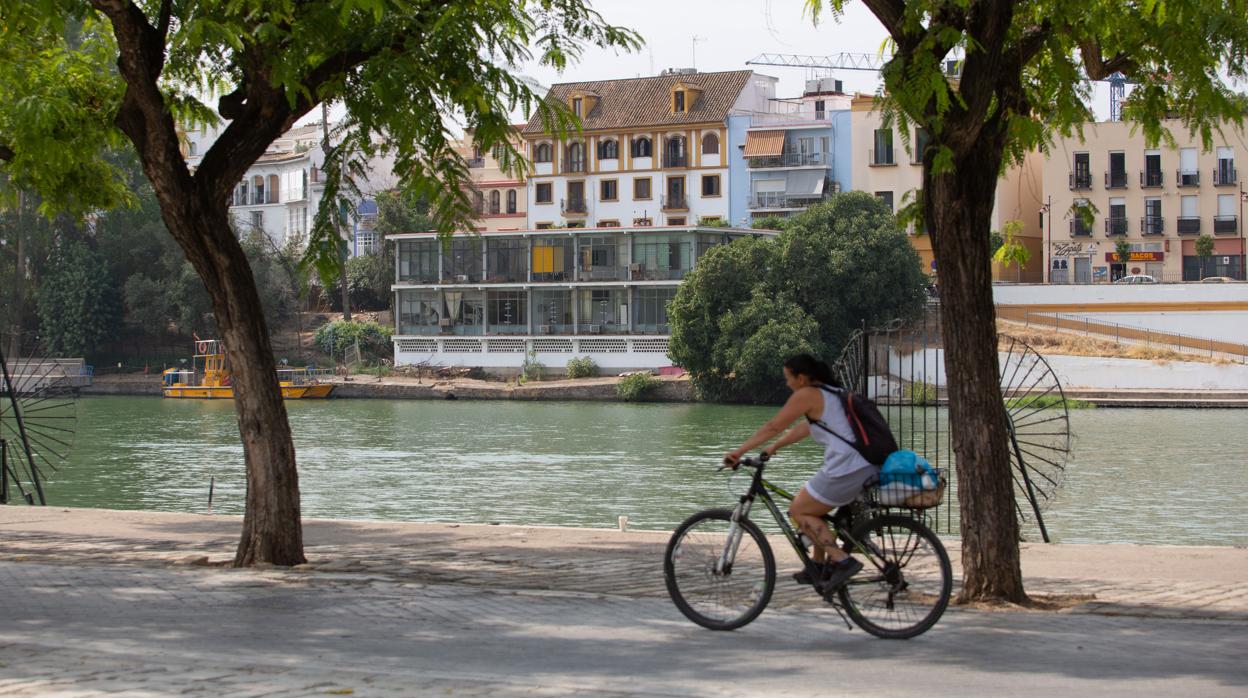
[664,508,775,631]
[838,514,952,639]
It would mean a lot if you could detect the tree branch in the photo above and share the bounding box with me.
[157,0,173,43]
[1080,39,1136,80]
[1017,20,1052,65]
[0,142,13,162]
[860,0,908,43]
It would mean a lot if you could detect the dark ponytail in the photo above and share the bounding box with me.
[784,353,839,387]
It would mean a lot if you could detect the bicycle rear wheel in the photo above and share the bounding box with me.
[664,508,775,631]
[837,514,952,639]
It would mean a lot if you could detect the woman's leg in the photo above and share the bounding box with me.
[789,487,847,564]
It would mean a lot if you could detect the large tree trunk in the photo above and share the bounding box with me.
[928,125,1027,604]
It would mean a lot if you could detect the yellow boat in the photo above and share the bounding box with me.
[161,339,333,399]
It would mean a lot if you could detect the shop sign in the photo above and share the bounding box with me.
[1105,251,1164,262]
[1053,241,1095,257]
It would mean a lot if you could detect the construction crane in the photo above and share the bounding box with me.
[748,52,1132,121]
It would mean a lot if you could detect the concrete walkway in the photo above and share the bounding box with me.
[1,508,1246,696]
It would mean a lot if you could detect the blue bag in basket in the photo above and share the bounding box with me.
[877,450,940,506]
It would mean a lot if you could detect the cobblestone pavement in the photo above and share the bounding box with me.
[1,508,1246,621]
[0,560,1245,697]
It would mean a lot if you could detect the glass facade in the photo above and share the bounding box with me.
[532,237,575,282]
[632,233,693,280]
[533,289,574,334]
[577,288,628,334]
[397,239,439,283]
[442,239,483,283]
[486,237,527,283]
[578,236,627,281]
[486,290,527,334]
[633,287,676,334]
[398,289,442,335]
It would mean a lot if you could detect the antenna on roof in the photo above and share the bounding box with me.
[691,36,705,70]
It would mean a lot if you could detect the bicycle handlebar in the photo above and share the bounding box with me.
[718,452,770,471]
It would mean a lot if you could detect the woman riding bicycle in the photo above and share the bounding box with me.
[722,353,877,592]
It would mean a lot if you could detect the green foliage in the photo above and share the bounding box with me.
[616,372,659,401]
[669,192,927,403]
[751,215,789,231]
[520,349,545,383]
[326,252,392,312]
[565,356,598,379]
[907,381,938,406]
[696,217,730,228]
[1195,234,1215,260]
[1005,395,1094,410]
[988,230,1005,257]
[1114,238,1133,269]
[36,240,119,356]
[373,189,435,238]
[313,320,393,361]
[992,220,1031,269]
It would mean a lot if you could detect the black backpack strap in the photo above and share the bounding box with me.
[807,384,858,447]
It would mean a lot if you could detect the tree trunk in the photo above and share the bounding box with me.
[928,128,1028,604]
[156,188,306,567]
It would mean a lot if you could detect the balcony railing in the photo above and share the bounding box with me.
[561,197,587,214]
[661,194,688,211]
[1177,216,1202,235]
[1070,220,1092,237]
[749,111,833,127]
[747,152,828,169]
[1105,216,1128,236]
[1214,166,1238,186]
[563,157,587,173]
[467,157,486,169]
[1105,170,1128,189]
[1214,215,1239,235]
[662,152,689,168]
[869,149,896,166]
[749,192,829,209]
[1140,169,1163,188]
[577,266,628,282]
[1069,171,1093,190]
[1177,170,1201,187]
[1141,216,1165,235]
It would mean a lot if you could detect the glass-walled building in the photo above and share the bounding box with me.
[391,224,774,371]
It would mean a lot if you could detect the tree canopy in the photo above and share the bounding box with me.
[669,192,927,403]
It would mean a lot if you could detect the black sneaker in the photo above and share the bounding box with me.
[793,562,831,585]
[816,557,863,595]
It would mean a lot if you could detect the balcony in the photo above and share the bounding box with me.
[662,152,689,168]
[1177,217,1201,235]
[1214,166,1238,186]
[561,197,587,215]
[1070,220,1092,237]
[1140,216,1164,236]
[467,157,486,169]
[1177,170,1201,187]
[563,157,587,174]
[749,192,828,209]
[577,266,628,282]
[1104,171,1128,189]
[747,152,828,169]
[869,149,896,166]
[1069,172,1093,190]
[1105,216,1128,236]
[1214,215,1239,235]
[1140,170,1163,188]
[661,194,688,211]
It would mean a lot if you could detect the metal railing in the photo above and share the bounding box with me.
[1177,170,1201,187]
[466,157,485,169]
[562,157,587,173]
[662,152,689,168]
[1140,169,1163,188]
[1104,170,1128,189]
[1070,219,1092,237]
[1141,216,1165,235]
[661,194,688,210]
[747,152,828,168]
[1105,216,1127,236]
[1214,215,1239,234]
[996,307,1248,364]
[1177,216,1202,234]
[1213,166,1237,186]
[749,192,828,209]
[561,197,587,214]
[868,148,895,166]
[1069,171,1092,189]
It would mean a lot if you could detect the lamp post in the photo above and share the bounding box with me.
[1040,196,1052,282]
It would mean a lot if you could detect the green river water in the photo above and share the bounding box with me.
[31,397,1248,546]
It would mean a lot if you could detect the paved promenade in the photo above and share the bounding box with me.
[1,508,1246,696]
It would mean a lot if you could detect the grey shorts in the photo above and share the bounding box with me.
[804,465,879,507]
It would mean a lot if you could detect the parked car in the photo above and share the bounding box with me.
[1200,276,1241,283]
[1114,274,1158,284]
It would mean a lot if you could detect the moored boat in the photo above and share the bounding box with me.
[161,339,333,399]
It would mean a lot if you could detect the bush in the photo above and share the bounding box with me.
[520,349,545,383]
[907,381,938,406]
[566,356,598,378]
[617,372,659,401]
[314,320,393,361]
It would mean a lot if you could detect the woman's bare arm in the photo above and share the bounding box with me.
[725,388,818,464]
[764,421,810,456]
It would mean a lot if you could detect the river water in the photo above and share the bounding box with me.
[36,397,1248,546]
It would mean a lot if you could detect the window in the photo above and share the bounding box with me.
[597,220,620,228]
[535,222,554,229]
[489,190,501,214]
[534,289,573,331]
[634,177,652,200]
[663,136,688,167]
[815,99,826,117]
[506,189,517,214]
[912,129,929,164]
[600,179,618,201]
[633,217,653,227]
[486,238,527,282]
[531,238,574,281]
[1178,196,1200,234]
[1143,149,1162,187]
[398,239,439,282]
[572,97,583,118]
[565,181,586,213]
[1108,197,1127,235]
[535,182,552,204]
[667,217,687,226]
[1216,146,1236,185]
[486,290,527,332]
[701,174,721,197]
[632,136,652,158]
[633,233,692,280]
[701,132,719,155]
[250,211,264,230]
[534,142,552,163]
[398,290,441,335]
[1143,198,1162,234]
[674,90,686,113]
[234,181,248,206]
[442,239,483,282]
[634,287,677,333]
[1179,148,1199,186]
[579,235,624,276]
[665,176,687,209]
[872,129,894,165]
[598,139,619,160]
[875,191,893,212]
[188,142,197,156]
[252,175,265,205]
[566,142,586,172]
[473,190,485,214]
[577,288,627,332]
[1107,151,1127,188]
[1072,198,1092,236]
[1072,153,1091,189]
[1216,194,1238,233]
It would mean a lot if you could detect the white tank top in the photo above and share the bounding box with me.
[808,385,875,477]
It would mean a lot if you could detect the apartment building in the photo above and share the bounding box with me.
[850,94,1046,281]
[1043,120,1247,282]
[734,78,853,225]
[458,127,528,232]
[390,224,774,371]
[521,69,775,229]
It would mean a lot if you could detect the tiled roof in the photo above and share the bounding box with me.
[521,70,754,135]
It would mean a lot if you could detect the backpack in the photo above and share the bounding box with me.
[809,385,898,466]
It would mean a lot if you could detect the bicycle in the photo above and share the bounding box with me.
[663,453,952,639]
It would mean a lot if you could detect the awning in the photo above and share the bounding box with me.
[786,170,826,196]
[744,130,785,157]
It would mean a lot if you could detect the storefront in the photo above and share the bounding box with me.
[1104,249,1165,281]
[1181,238,1246,280]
